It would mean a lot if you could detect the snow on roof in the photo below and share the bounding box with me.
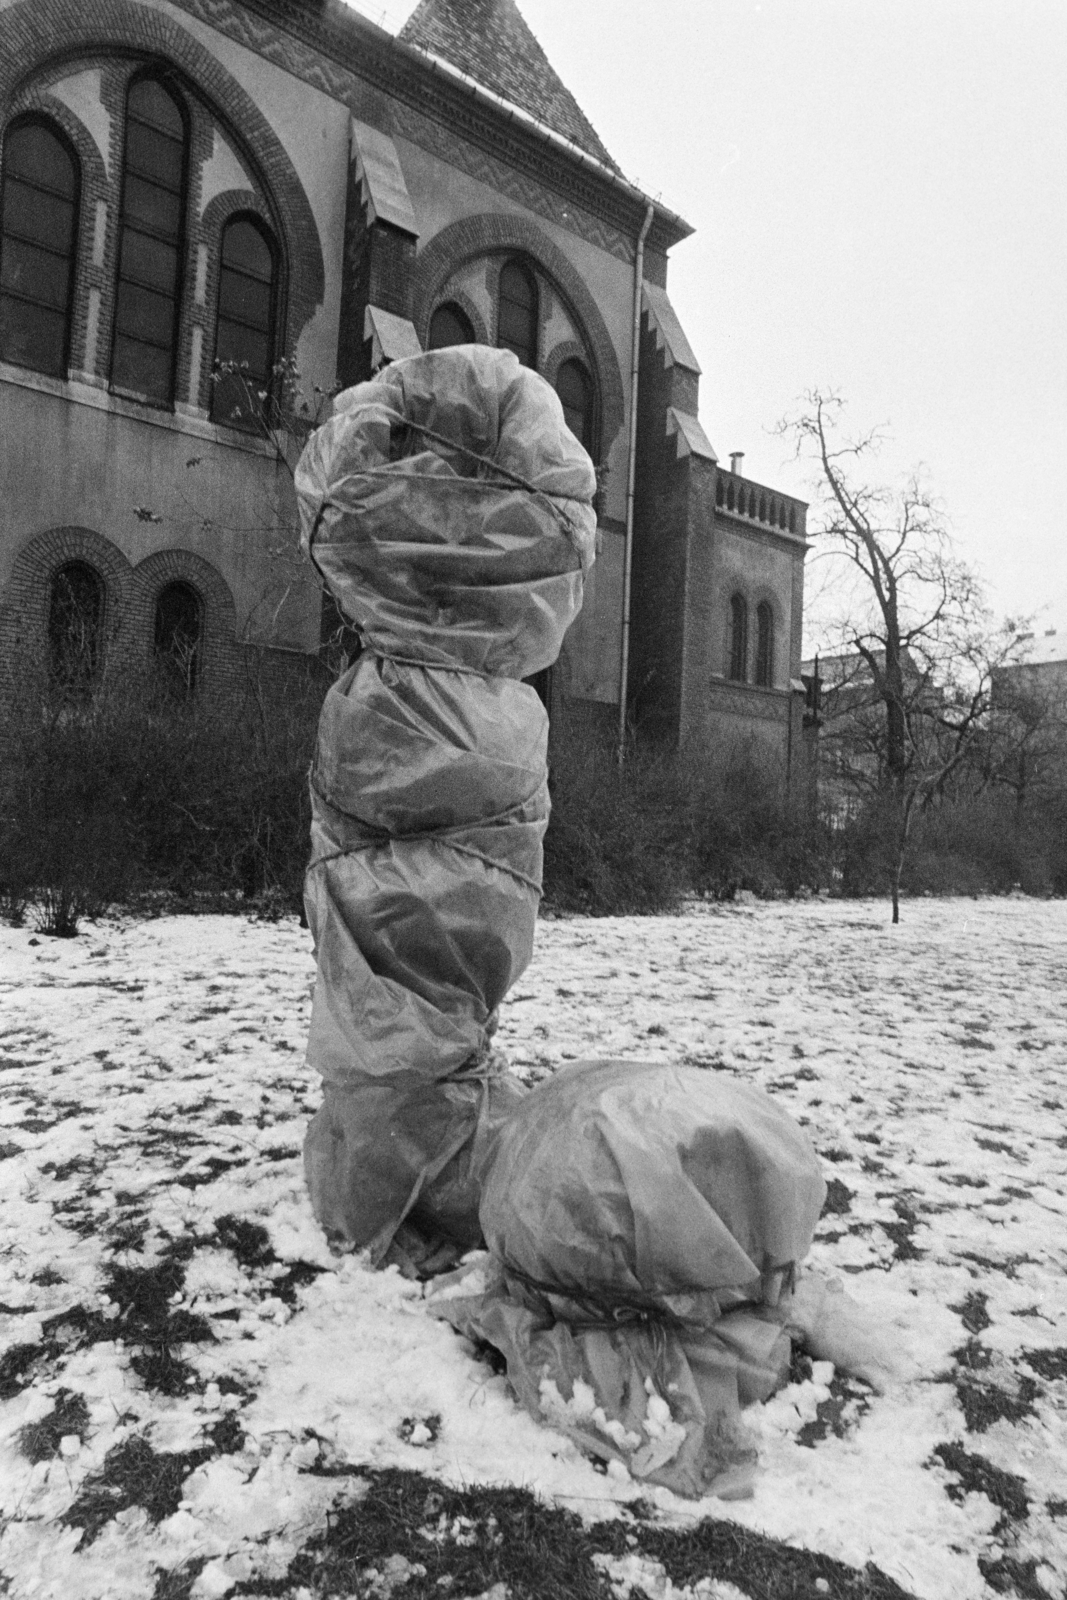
[398,0,620,171]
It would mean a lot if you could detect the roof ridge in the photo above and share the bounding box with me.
[398,0,619,171]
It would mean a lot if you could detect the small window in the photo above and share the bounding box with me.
[428,301,474,350]
[755,601,774,687]
[0,118,80,377]
[497,259,537,368]
[49,561,104,691]
[211,215,277,428]
[154,579,202,696]
[111,75,188,406]
[555,358,594,453]
[728,593,748,682]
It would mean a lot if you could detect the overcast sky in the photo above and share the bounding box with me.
[346,0,1067,642]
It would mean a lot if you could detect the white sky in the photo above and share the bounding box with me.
[345,0,1067,636]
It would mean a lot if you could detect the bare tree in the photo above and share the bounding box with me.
[782,391,1028,921]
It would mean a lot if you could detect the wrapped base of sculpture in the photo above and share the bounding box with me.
[428,1059,826,1499]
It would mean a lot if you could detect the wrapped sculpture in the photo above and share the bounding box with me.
[294,345,597,1269]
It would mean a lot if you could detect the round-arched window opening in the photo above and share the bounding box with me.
[0,117,80,378]
[428,302,475,350]
[755,601,775,688]
[211,214,278,429]
[154,580,202,697]
[497,259,538,369]
[728,592,748,683]
[555,358,595,455]
[49,561,104,692]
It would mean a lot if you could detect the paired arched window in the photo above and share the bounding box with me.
[427,301,474,350]
[210,215,278,428]
[555,357,594,454]
[0,118,80,378]
[755,601,774,688]
[496,259,537,368]
[49,561,104,691]
[111,75,189,406]
[154,579,202,696]
[728,593,748,682]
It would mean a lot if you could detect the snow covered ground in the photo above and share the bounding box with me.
[1,897,1065,1600]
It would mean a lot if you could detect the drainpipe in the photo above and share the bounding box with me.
[617,200,655,766]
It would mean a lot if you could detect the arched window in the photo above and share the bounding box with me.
[728,593,748,682]
[154,579,202,696]
[428,301,474,350]
[0,118,79,377]
[555,358,594,454]
[49,561,104,691]
[211,215,277,428]
[755,601,774,687]
[111,75,188,406]
[496,259,537,369]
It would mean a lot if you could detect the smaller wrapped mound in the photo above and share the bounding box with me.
[429,1060,826,1499]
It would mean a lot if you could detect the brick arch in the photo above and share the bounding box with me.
[131,548,237,690]
[4,526,135,670]
[426,289,488,348]
[412,214,625,458]
[0,0,324,350]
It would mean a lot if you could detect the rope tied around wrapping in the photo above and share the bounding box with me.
[498,1257,798,1336]
[306,410,593,631]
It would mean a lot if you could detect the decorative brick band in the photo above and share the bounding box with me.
[413,213,625,459]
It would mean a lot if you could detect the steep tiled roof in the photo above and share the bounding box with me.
[398,0,619,171]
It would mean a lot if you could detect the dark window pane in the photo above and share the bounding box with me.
[1,181,76,252]
[4,123,76,195]
[217,271,272,328]
[0,298,66,374]
[128,78,184,140]
[154,580,201,697]
[555,359,593,451]
[211,216,276,427]
[123,175,182,239]
[0,120,78,377]
[428,303,474,349]
[119,229,178,294]
[221,218,272,279]
[114,279,176,347]
[111,334,172,401]
[729,594,748,682]
[125,119,183,189]
[49,562,103,690]
[497,260,537,368]
[756,603,774,687]
[1,237,73,309]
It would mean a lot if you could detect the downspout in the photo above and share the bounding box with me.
[617,200,655,766]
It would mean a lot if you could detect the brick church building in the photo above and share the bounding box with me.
[0,0,811,779]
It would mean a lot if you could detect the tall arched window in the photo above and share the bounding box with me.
[428,301,474,350]
[755,601,774,687]
[555,358,594,454]
[49,561,104,692]
[211,215,277,428]
[154,580,202,696]
[728,593,748,682]
[0,118,80,377]
[111,75,188,406]
[496,259,537,369]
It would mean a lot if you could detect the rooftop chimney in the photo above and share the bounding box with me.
[729,451,744,476]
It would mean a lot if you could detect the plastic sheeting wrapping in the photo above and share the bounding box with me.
[428,1060,827,1499]
[294,346,597,1267]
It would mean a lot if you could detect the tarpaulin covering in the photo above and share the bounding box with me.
[294,346,597,1267]
[429,1060,827,1499]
